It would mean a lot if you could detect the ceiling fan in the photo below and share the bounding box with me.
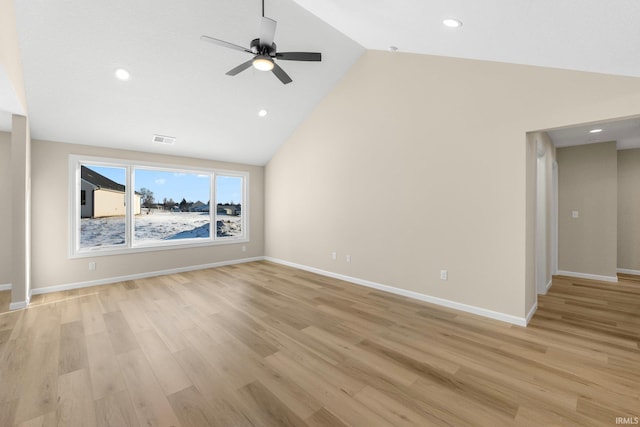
[200,0,322,85]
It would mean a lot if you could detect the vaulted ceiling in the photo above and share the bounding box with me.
[7,0,640,163]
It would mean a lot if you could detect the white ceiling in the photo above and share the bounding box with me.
[292,0,640,77]
[11,0,363,165]
[7,0,640,164]
[547,117,640,150]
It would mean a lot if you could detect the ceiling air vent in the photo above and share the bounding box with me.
[152,134,176,145]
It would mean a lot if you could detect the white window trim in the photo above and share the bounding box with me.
[69,155,249,258]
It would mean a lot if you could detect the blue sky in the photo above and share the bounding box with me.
[88,165,242,205]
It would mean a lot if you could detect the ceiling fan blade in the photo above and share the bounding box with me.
[271,62,292,84]
[276,52,322,61]
[259,17,277,47]
[226,59,254,76]
[200,35,252,54]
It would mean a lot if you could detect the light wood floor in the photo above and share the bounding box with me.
[0,262,639,426]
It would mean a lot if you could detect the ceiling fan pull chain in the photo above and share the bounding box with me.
[262,0,265,18]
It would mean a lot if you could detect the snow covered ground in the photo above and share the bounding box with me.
[80,212,242,248]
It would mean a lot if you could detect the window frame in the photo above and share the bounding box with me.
[69,155,249,258]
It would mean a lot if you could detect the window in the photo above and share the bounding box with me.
[134,168,212,244]
[70,156,248,257]
[78,164,127,250]
[216,175,243,238]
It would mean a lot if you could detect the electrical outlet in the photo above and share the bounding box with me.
[241,245,247,252]
[331,251,337,260]
[346,255,351,263]
[440,269,448,280]
[89,262,96,271]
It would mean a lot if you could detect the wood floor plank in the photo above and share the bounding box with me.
[266,350,391,426]
[167,385,219,427]
[136,328,192,395]
[235,380,308,427]
[103,311,140,354]
[85,332,127,400]
[117,299,153,334]
[0,336,29,403]
[58,321,89,375]
[304,408,349,427]
[60,297,84,324]
[0,400,18,427]
[15,411,56,427]
[14,338,59,424]
[173,345,229,398]
[0,310,22,333]
[81,296,107,336]
[303,325,419,386]
[2,262,639,426]
[56,368,96,427]
[354,384,440,427]
[94,390,139,427]
[117,349,181,427]
[0,290,11,315]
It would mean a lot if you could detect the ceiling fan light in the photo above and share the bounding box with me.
[253,56,274,71]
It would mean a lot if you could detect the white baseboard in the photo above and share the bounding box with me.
[556,270,618,283]
[31,257,264,296]
[525,302,538,325]
[538,279,552,295]
[264,257,528,327]
[616,268,640,276]
[0,283,11,291]
[9,294,30,310]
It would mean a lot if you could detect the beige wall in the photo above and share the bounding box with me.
[618,148,640,271]
[556,142,618,278]
[31,139,264,290]
[266,50,640,319]
[0,131,11,285]
[11,115,30,304]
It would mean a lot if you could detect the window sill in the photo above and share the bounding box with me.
[70,237,250,259]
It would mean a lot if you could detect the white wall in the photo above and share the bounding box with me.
[266,50,640,321]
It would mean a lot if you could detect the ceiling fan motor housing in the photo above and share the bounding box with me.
[250,38,277,56]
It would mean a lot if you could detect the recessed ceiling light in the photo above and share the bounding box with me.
[589,128,603,133]
[258,109,268,117]
[114,68,130,81]
[443,18,463,28]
